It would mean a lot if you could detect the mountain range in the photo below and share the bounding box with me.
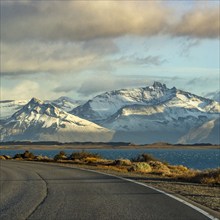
[0,96,83,120]
[0,98,113,142]
[0,82,219,144]
[205,91,220,103]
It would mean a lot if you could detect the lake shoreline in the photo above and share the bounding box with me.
[0,143,219,150]
[1,146,219,170]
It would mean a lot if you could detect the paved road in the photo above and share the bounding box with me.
[0,160,212,220]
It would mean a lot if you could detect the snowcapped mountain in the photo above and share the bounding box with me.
[179,118,220,144]
[71,82,220,144]
[0,97,83,120]
[47,96,84,112]
[71,82,219,121]
[71,82,176,122]
[0,100,28,120]
[0,98,113,142]
[103,103,219,143]
[205,91,220,103]
[1,82,219,144]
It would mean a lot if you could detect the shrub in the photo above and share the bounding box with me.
[23,150,35,159]
[35,155,50,161]
[132,153,158,163]
[129,162,152,173]
[114,159,132,166]
[185,168,220,185]
[149,161,171,175]
[14,153,23,159]
[168,165,189,176]
[54,151,67,161]
[13,151,35,159]
[69,151,102,160]
[3,155,11,159]
[0,155,6,160]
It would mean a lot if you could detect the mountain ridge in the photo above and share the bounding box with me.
[70,82,219,144]
[1,82,219,144]
[0,98,113,142]
[71,81,219,122]
[0,96,83,120]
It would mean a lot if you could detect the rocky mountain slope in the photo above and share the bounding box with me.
[1,82,219,144]
[205,91,220,103]
[0,98,113,142]
[71,82,219,122]
[47,96,84,112]
[0,97,83,120]
[0,100,28,120]
[71,82,220,144]
[179,118,220,144]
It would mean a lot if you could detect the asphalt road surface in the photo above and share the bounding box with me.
[0,160,213,220]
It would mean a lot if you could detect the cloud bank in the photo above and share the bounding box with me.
[1,1,219,100]
[1,1,219,43]
[171,7,219,39]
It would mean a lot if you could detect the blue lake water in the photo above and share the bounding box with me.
[0,148,219,170]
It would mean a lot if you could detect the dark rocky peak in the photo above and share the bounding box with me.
[152,81,167,89]
[17,97,62,118]
[27,97,43,106]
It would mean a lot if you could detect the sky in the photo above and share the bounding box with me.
[0,0,219,101]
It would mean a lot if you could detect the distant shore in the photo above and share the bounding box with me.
[0,142,219,150]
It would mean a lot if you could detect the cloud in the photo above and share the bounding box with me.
[170,6,219,39]
[186,77,209,86]
[179,38,200,57]
[53,85,78,94]
[77,73,150,96]
[1,76,65,100]
[1,40,165,75]
[82,39,119,55]
[1,1,170,42]
[1,80,40,100]
[1,41,103,74]
[135,56,167,66]
[1,1,219,102]
[1,1,219,43]
[113,55,167,67]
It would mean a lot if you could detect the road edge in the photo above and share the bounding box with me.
[76,166,219,220]
[10,160,220,219]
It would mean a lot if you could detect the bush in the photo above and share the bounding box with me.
[149,161,171,175]
[129,162,152,173]
[13,151,35,159]
[69,151,102,160]
[23,150,35,159]
[35,155,50,161]
[185,168,220,185]
[114,159,132,166]
[54,151,67,161]
[0,155,6,160]
[132,153,158,163]
[3,155,11,159]
[14,153,23,159]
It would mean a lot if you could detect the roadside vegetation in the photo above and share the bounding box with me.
[0,150,219,186]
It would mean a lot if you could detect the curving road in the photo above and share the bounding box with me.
[0,160,213,220]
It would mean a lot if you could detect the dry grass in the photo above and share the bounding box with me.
[179,168,220,185]
[69,151,102,160]
[97,165,129,173]
[1,151,219,186]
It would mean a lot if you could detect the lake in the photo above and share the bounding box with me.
[1,148,219,170]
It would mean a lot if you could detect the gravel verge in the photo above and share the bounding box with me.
[57,163,220,219]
